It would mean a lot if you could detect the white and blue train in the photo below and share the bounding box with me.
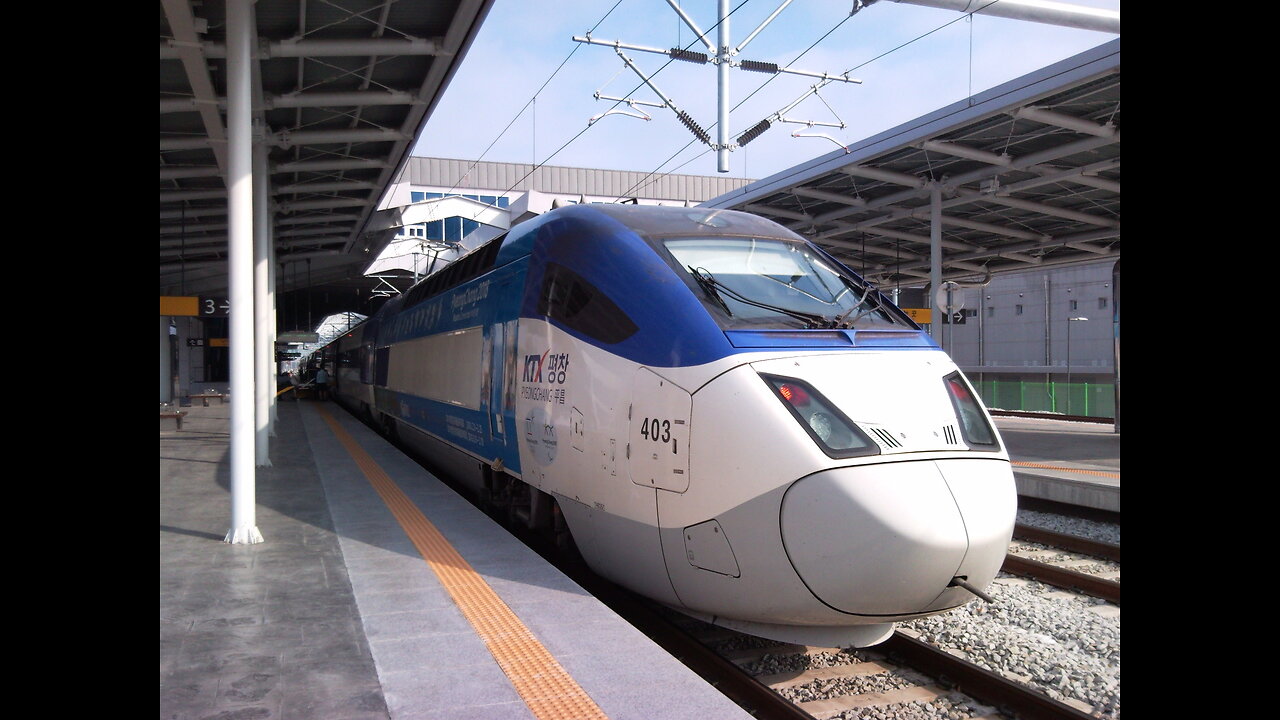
[323,203,1016,648]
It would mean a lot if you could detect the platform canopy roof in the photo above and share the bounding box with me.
[703,39,1120,290]
[159,0,494,316]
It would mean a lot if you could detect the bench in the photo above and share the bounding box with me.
[189,393,226,407]
[159,411,188,430]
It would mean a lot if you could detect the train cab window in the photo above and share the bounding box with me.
[662,237,909,330]
[537,263,638,344]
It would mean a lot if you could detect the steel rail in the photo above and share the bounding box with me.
[880,632,1100,720]
[1014,523,1121,562]
[549,558,813,720]
[1000,555,1121,605]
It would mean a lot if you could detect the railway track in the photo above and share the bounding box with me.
[673,614,1107,720]
[1002,524,1120,605]
[651,516,1122,719]
[566,557,1119,719]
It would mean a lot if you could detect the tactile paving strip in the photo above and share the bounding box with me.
[1011,460,1119,479]
[318,408,609,720]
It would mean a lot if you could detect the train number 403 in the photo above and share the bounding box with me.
[639,417,678,454]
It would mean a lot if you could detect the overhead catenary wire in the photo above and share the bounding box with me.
[496,0,755,204]
[619,6,860,202]
[839,0,1004,77]
[614,141,712,203]
[441,0,629,200]
[620,7,856,202]
[621,0,1007,202]
[452,0,1013,216]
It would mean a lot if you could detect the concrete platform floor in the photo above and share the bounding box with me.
[161,400,389,719]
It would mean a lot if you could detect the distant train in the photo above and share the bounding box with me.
[315,204,1016,647]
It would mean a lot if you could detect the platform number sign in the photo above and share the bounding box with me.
[199,297,231,316]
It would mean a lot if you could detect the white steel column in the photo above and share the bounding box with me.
[225,0,263,544]
[717,0,730,173]
[254,127,272,466]
[930,182,943,343]
[269,206,279,427]
[887,0,1120,34]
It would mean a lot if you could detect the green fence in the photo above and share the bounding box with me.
[977,379,1115,418]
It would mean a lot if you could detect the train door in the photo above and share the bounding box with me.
[629,368,691,493]
[487,320,511,445]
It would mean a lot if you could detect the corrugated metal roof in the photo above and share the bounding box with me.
[160,0,495,307]
[703,39,1120,290]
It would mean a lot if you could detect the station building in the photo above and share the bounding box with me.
[923,259,1118,418]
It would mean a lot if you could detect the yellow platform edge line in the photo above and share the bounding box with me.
[316,407,609,720]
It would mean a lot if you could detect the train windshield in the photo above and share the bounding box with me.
[663,237,909,330]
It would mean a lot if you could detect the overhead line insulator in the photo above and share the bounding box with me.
[739,59,779,74]
[736,119,771,147]
[668,48,709,64]
[677,110,712,146]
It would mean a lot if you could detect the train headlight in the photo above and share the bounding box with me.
[809,412,835,443]
[943,372,999,449]
[763,375,879,458]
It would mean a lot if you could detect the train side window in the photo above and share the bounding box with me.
[401,232,506,311]
[537,263,638,344]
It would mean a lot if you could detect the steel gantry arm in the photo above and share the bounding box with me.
[160,0,228,173]
[575,0,861,172]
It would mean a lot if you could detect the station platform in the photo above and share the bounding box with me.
[159,399,753,720]
[993,415,1120,513]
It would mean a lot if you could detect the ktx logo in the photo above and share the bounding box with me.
[522,350,549,383]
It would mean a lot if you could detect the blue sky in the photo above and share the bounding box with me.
[412,0,1119,190]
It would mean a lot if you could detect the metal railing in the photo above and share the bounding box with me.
[978,379,1114,418]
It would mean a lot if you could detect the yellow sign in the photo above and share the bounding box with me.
[902,308,932,323]
[210,338,230,347]
[160,296,199,316]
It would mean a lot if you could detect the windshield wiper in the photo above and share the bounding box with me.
[689,266,733,317]
[690,267,829,328]
[831,282,890,329]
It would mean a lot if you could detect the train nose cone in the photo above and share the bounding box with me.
[779,460,1014,616]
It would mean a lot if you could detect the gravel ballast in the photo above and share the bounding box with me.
[902,576,1120,718]
[1017,508,1120,545]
